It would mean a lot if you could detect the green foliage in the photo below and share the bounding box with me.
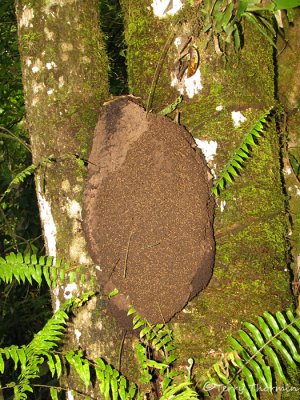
[0,255,299,400]
[196,0,300,54]
[0,253,88,287]
[204,309,300,399]
[0,293,93,400]
[0,0,24,129]
[95,357,138,400]
[159,95,183,116]
[99,0,128,95]
[289,152,300,179]
[212,109,272,196]
[0,252,88,289]
[128,307,199,398]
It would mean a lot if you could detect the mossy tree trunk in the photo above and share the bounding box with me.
[278,9,300,299]
[120,0,292,385]
[15,1,140,398]
[16,0,294,399]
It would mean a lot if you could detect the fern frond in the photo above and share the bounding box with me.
[212,109,272,196]
[65,350,91,388]
[129,307,177,364]
[95,357,137,400]
[206,309,300,399]
[0,252,85,287]
[66,351,139,399]
[1,156,54,200]
[128,307,180,391]
[160,379,199,399]
[0,293,94,400]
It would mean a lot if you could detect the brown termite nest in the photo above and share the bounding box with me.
[83,96,215,328]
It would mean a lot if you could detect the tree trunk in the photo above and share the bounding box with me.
[16,0,294,398]
[15,1,141,398]
[278,8,300,299]
[120,0,292,382]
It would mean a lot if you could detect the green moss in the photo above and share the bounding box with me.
[209,82,224,96]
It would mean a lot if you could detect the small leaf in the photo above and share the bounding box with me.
[273,0,300,9]
[127,307,136,316]
[0,354,4,374]
[243,322,265,347]
[264,345,287,384]
[55,354,62,378]
[257,316,272,339]
[146,359,168,369]
[234,377,252,400]
[47,355,56,377]
[133,319,145,330]
[288,152,300,176]
[50,387,58,400]
[108,288,119,298]
[272,338,297,369]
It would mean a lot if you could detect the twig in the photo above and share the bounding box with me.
[156,301,166,324]
[123,231,135,278]
[146,24,179,113]
[31,384,97,400]
[0,126,31,152]
[118,330,127,373]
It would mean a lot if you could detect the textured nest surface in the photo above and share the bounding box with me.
[83,96,215,328]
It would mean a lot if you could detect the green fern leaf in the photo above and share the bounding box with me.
[72,352,90,388]
[0,353,4,374]
[234,376,252,400]
[47,355,56,377]
[272,337,297,369]
[128,383,137,399]
[233,356,258,399]
[257,316,273,339]
[111,370,120,400]
[208,309,300,399]
[243,322,265,347]
[133,319,145,330]
[118,375,127,400]
[286,309,300,327]
[54,354,62,378]
[50,387,59,400]
[127,307,136,316]
[237,334,269,389]
[264,345,287,384]
[0,253,59,287]
[160,380,199,399]
[213,109,272,196]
